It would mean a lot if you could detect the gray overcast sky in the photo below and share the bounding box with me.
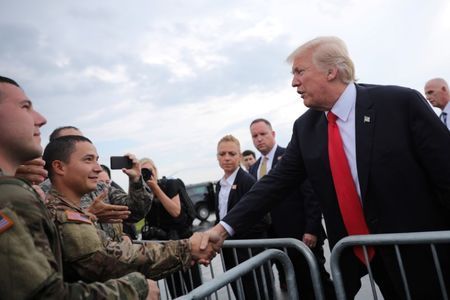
[1,0,449,187]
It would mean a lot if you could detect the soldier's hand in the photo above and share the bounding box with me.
[87,190,131,223]
[190,231,223,266]
[302,233,318,248]
[15,158,47,184]
[122,153,141,183]
[146,279,160,300]
[122,235,132,244]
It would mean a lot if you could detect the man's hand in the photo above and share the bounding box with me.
[122,153,141,183]
[32,185,46,203]
[191,224,228,265]
[86,190,131,223]
[15,158,47,184]
[145,279,160,300]
[189,231,223,266]
[302,233,318,248]
[199,224,228,252]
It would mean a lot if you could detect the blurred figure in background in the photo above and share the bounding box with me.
[249,118,333,298]
[100,164,138,240]
[140,157,202,298]
[241,149,256,172]
[215,135,272,299]
[424,78,450,130]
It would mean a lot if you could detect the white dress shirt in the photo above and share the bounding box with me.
[218,168,239,220]
[326,83,362,199]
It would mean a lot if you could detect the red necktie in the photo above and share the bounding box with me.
[327,112,374,264]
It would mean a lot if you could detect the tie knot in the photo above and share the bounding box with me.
[327,112,338,123]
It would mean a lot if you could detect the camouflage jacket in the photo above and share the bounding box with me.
[41,178,153,241]
[0,175,148,300]
[46,188,192,282]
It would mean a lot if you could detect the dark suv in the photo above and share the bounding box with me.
[185,181,216,221]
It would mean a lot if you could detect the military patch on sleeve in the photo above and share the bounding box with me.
[65,210,92,224]
[0,211,14,233]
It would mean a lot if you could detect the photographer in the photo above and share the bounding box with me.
[140,158,202,298]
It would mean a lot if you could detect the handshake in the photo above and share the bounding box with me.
[188,225,229,266]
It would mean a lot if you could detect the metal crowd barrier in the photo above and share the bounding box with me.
[139,238,325,300]
[176,249,298,300]
[330,230,450,300]
[222,238,324,300]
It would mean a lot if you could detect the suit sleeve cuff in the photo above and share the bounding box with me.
[219,221,235,236]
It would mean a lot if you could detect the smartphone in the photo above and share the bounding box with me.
[110,156,133,169]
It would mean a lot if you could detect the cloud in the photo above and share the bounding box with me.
[1,0,449,189]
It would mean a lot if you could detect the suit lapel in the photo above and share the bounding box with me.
[249,157,261,178]
[227,169,241,211]
[215,182,221,212]
[315,113,331,178]
[272,146,284,168]
[355,84,375,202]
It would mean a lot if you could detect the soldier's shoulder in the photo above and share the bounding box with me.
[0,177,48,225]
[0,176,39,205]
[0,176,34,191]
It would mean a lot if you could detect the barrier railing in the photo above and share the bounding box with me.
[176,249,298,300]
[223,238,325,300]
[330,230,450,300]
[139,238,325,300]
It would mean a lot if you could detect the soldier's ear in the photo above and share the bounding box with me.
[52,160,65,176]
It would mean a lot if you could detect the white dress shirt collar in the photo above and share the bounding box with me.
[326,83,362,199]
[220,167,239,187]
[218,167,239,220]
[329,82,357,121]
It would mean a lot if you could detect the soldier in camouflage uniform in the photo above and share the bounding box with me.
[42,134,216,283]
[0,175,150,299]
[0,76,151,299]
[41,125,152,241]
[20,125,153,241]
[41,165,152,241]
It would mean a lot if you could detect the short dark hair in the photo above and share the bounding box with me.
[43,135,92,179]
[250,118,272,129]
[49,126,81,142]
[100,164,111,178]
[242,150,256,158]
[0,76,20,102]
[0,76,19,87]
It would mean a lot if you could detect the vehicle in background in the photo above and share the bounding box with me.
[185,181,216,221]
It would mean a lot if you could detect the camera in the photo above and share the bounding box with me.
[141,168,153,181]
[141,225,167,240]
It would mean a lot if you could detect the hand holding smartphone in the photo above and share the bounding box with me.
[110,156,133,170]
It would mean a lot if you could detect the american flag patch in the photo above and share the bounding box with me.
[65,210,92,224]
[0,211,14,233]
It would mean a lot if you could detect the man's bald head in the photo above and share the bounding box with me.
[424,78,450,110]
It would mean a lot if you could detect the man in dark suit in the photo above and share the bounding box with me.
[215,134,271,299]
[204,36,450,299]
[249,118,333,299]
